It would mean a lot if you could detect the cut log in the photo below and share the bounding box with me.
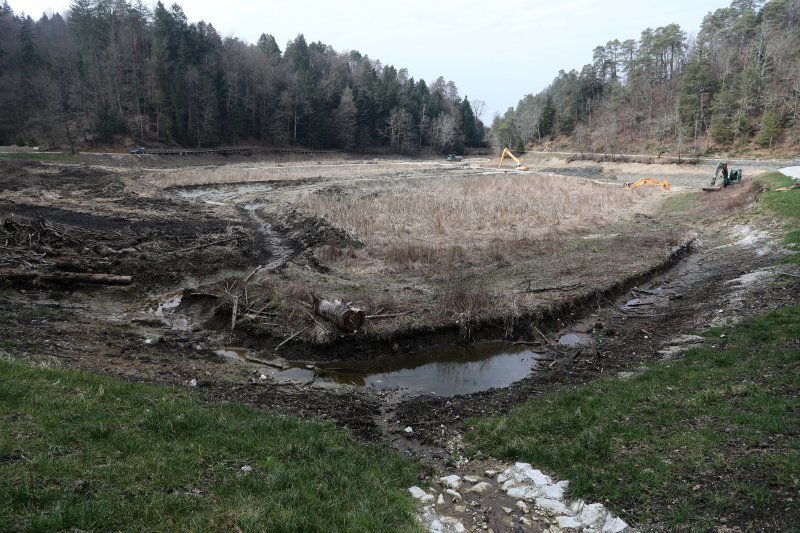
[311,294,365,333]
[0,269,132,286]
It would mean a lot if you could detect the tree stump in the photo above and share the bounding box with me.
[312,294,365,333]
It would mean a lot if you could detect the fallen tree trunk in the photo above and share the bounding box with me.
[312,294,365,333]
[0,269,132,286]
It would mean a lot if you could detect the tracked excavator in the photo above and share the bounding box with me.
[624,178,671,190]
[498,148,529,170]
[703,162,742,191]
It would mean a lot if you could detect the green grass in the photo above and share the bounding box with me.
[758,171,800,263]
[660,190,699,214]
[466,306,800,528]
[0,359,420,532]
[0,152,81,163]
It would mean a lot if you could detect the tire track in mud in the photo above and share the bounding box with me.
[169,185,295,271]
[240,204,293,271]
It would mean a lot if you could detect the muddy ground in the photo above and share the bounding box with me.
[1,153,797,530]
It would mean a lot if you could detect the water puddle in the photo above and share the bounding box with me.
[557,332,591,346]
[268,342,544,396]
[214,347,249,362]
[146,290,184,316]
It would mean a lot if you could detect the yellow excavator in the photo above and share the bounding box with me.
[498,148,529,171]
[624,178,670,190]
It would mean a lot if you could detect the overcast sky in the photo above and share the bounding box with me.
[13,0,727,122]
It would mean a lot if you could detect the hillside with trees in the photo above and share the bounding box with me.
[0,0,485,153]
[492,0,800,157]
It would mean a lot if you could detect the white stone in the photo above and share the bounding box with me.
[496,471,510,483]
[515,500,530,514]
[506,486,528,499]
[602,516,628,533]
[535,497,571,515]
[569,500,586,515]
[519,517,532,527]
[440,475,462,489]
[409,486,434,503]
[466,482,493,494]
[446,489,462,501]
[576,503,607,527]
[523,487,542,500]
[239,465,252,473]
[189,378,197,387]
[485,469,498,478]
[556,516,582,529]
[404,426,413,434]
[502,507,512,514]
[539,483,565,500]
[524,468,553,486]
[437,493,445,505]
[463,475,481,483]
[440,516,466,533]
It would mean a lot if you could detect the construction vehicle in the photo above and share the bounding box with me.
[446,154,463,162]
[703,162,742,191]
[624,178,670,190]
[498,148,528,170]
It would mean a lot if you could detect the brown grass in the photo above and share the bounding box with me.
[297,175,651,268]
[141,160,444,189]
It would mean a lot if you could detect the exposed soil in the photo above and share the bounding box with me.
[1,154,796,530]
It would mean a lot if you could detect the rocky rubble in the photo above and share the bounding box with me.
[410,462,631,532]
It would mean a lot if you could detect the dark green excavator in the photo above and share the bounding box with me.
[703,162,742,191]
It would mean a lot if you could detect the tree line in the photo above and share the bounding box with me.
[0,0,486,152]
[492,0,799,155]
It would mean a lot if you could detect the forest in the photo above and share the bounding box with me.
[0,0,486,152]
[492,0,800,156]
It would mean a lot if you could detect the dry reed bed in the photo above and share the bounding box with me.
[142,160,445,189]
[298,175,651,262]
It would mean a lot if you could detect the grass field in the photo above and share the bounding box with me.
[758,171,800,263]
[0,358,420,532]
[466,305,800,528]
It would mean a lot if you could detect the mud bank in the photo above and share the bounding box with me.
[227,238,700,362]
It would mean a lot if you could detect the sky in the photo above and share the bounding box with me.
[13,0,729,122]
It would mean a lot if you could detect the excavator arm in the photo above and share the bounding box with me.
[623,178,670,190]
[498,148,528,170]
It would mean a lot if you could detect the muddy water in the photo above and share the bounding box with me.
[277,342,545,396]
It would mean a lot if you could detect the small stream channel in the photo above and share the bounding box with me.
[170,184,292,270]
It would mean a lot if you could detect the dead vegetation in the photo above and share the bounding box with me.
[141,160,442,189]
[298,175,653,270]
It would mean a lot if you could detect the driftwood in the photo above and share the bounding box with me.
[311,293,365,333]
[275,326,309,352]
[0,269,132,286]
[365,311,411,320]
